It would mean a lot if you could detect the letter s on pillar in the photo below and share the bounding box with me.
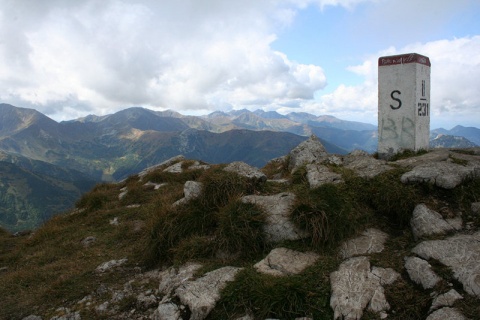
[390,90,402,110]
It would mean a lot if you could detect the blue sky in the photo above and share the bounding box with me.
[0,0,479,129]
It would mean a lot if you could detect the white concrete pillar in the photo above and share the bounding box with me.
[378,53,431,159]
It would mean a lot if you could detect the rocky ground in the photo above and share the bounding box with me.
[5,136,480,320]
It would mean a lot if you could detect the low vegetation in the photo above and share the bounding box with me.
[0,154,479,319]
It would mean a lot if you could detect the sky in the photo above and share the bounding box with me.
[0,0,479,129]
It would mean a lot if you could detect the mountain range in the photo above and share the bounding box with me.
[0,103,478,231]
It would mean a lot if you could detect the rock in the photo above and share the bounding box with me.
[223,161,267,182]
[412,231,480,297]
[95,301,109,313]
[50,308,81,320]
[152,301,182,320]
[305,164,342,188]
[343,151,393,178]
[330,256,399,320]
[175,266,243,320]
[340,228,389,259]
[472,202,480,214]
[22,316,43,320]
[95,258,128,273]
[80,236,96,247]
[234,315,254,320]
[400,161,476,189]
[158,263,203,295]
[288,135,328,172]
[430,289,463,311]
[109,217,119,226]
[118,187,128,200]
[138,155,185,179]
[144,181,167,190]
[173,181,203,207]
[425,307,467,320]
[410,204,459,240]
[164,162,184,173]
[404,256,441,289]
[242,192,309,242]
[188,161,210,171]
[136,292,158,310]
[254,247,319,276]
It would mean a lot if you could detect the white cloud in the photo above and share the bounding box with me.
[316,36,480,128]
[0,0,329,119]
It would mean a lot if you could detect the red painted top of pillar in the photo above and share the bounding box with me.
[378,53,431,67]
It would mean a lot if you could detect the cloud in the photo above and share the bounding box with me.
[315,36,480,128]
[0,0,328,120]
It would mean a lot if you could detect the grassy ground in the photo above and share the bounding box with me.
[1,155,479,319]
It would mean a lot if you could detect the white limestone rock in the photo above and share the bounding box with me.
[330,256,399,320]
[343,151,393,178]
[158,263,203,296]
[95,258,128,273]
[173,181,203,207]
[404,256,441,289]
[152,301,182,320]
[340,228,389,259]
[241,192,309,242]
[223,161,267,182]
[425,307,467,320]
[164,162,184,173]
[305,164,342,189]
[288,135,328,172]
[400,161,476,189]
[430,289,463,312]
[138,155,185,179]
[144,181,167,190]
[412,231,480,297]
[410,204,460,240]
[175,266,243,320]
[254,247,320,276]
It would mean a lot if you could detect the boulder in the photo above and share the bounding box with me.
[412,231,480,297]
[343,151,392,178]
[288,135,328,172]
[340,228,389,259]
[410,204,460,240]
[305,164,342,188]
[254,247,319,276]
[223,161,267,182]
[425,307,467,320]
[158,263,203,296]
[404,256,441,289]
[430,289,463,312]
[400,161,476,189]
[330,256,399,320]
[173,181,203,207]
[152,301,183,320]
[241,192,309,242]
[175,266,243,320]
